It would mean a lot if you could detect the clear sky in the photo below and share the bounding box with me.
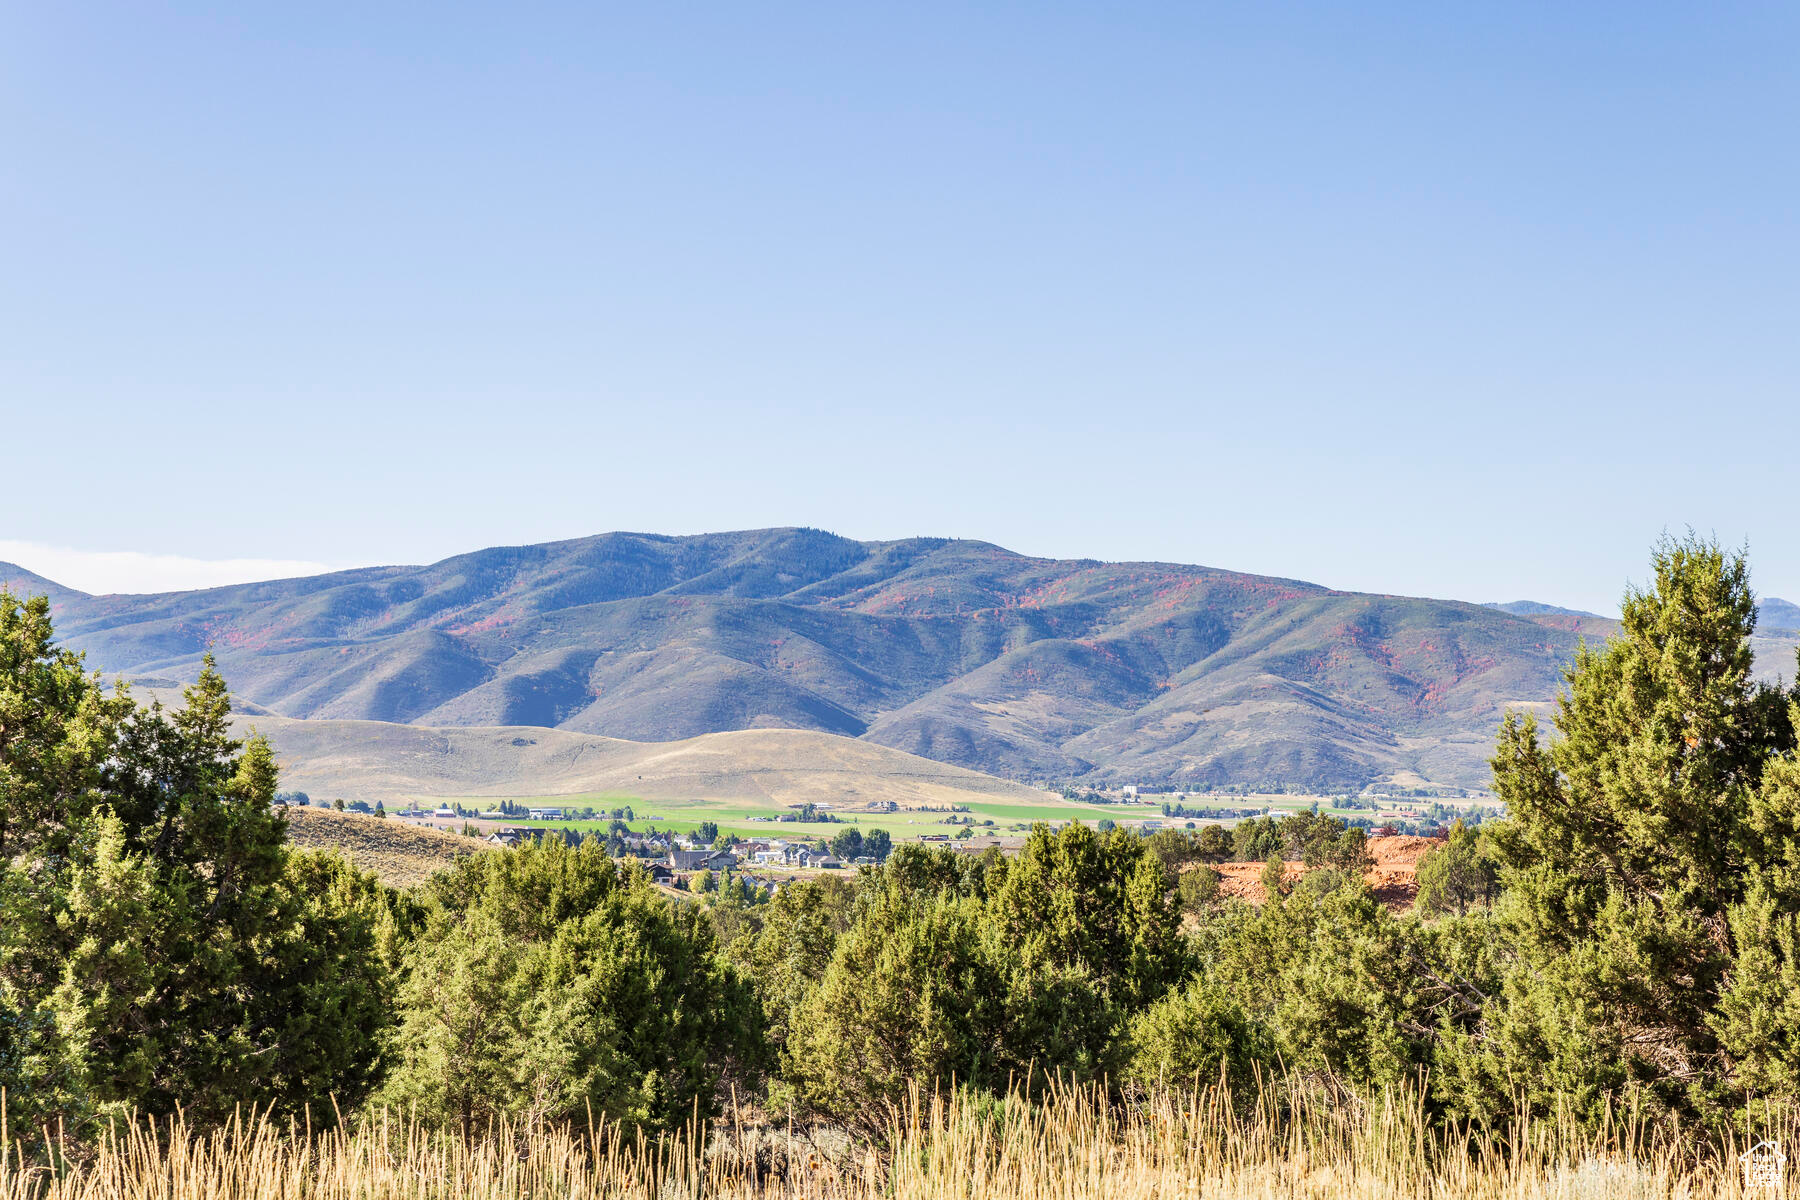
[4,3,1796,612]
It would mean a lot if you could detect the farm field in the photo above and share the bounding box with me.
[427,788,1174,843]
[415,788,1486,846]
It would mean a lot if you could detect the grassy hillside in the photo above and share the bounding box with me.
[281,805,479,887]
[26,531,1800,790]
[248,712,1049,809]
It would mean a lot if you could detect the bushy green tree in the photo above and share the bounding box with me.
[1193,824,1234,862]
[986,823,1185,1012]
[1233,817,1283,862]
[874,843,998,905]
[0,595,396,1133]
[1260,852,1287,900]
[1414,820,1498,916]
[784,890,1005,1137]
[0,594,133,861]
[379,840,760,1134]
[735,877,855,1060]
[1439,537,1800,1126]
[786,824,1188,1122]
[1204,884,1428,1090]
[1124,978,1266,1093]
[1177,865,1221,912]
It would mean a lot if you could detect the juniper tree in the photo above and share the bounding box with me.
[1414,820,1499,916]
[1438,536,1800,1125]
[380,841,761,1134]
[0,594,396,1133]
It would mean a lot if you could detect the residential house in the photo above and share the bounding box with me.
[670,847,741,872]
[669,847,711,871]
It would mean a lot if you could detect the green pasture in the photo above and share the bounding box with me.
[417,787,1435,845]
[426,789,1228,842]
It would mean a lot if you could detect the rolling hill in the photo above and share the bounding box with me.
[281,806,480,887]
[236,714,1048,809]
[10,529,1797,790]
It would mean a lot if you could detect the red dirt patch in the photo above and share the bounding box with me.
[1207,835,1443,911]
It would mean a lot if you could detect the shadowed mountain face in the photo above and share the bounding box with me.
[12,529,1786,790]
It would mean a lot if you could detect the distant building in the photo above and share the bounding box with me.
[865,800,898,813]
[1121,785,1139,798]
[671,847,740,872]
[487,827,531,848]
[432,806,457,818]
[527,807,566,820]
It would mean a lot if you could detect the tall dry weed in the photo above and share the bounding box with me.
[1,1080,1790,1200]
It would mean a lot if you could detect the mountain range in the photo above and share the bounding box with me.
[6,529,1796,791]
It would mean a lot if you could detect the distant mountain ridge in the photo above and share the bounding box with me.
[0,562,84,605]
[1760,597,1800,634]
[1485,600,1606,618]
[7,530,1796,790]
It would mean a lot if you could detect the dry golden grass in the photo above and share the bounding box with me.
[6,1080,1790,1200]
[281,806,479,888]
[241,713,1045,810]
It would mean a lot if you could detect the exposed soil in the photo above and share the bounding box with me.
[1210,834,1443,910]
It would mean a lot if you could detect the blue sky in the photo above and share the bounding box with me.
[3,3,1796,612]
